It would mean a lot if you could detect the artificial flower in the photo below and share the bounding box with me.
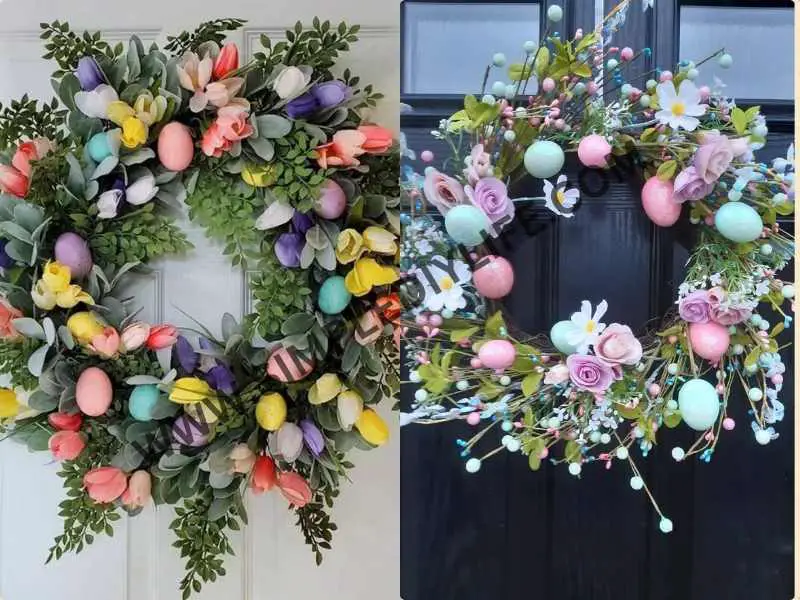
[362,226,398,255]
[272,65,311,100]
[42,261,71,293]
[274,232,304,268]
[543,174,580,218]
[121,322,150,351]
[74,84,119,119]
[169,377,215,404]
[97,188,123,219]
[125,174,159,205]
[276,422,304,462]
[251,455,277,493]
[354,309,383,346]
[121,470,152,509]
[276,471,312,507]
[358,125,393,153]
[673,166,713,203]
[205,77,245,108]
[594,324,642,366]
[423,168,466,215]
[0,240,14,269]
[694,131,750,184]
[133,91,168,126]
[12,138,54,177]
[242,164,278,188]
[83,466,127,503]
[464,143,492,185]
[316,129,366,169]
[308,373,343,405]
[229,443,256,474]
[311,80,350,108]
[31,280,56,310]
[0,298,22,339]
[56,284,95,309]
[201,122,232,157]
[300,419,325,457]
[544,363,570,385]
[0,388,20,420]
[0,164,28,198]
[655,79,706,131]
[146,324,178,350]
[75,56,105,91]
[415,257,471,312]
[120,116,149,148]
[212,42,239,80]
[344,257,400,297]
[678,290,711,323]
[89,327,121,358]
[176,50,214,112]
[49,430,86,461]
[214,104,254,141]
[48,412,83,432]
[106,100,136,126]
[337,389,363,430]
[708,287,751,325]
[566,300,608,354]
[67,312,105,344]
[566,354,617,393]
[335,229,364,264]
[203,364,236,396]
[355,408,390,446]
[466,176,514,229]
[286,93,319,119]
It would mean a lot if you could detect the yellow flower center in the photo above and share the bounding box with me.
[585,320,596,333]
[671,102,685,117]
[440,276,454,291]
[556,190,565,204]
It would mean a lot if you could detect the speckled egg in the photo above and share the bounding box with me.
[128,384,160,422]
[76,367,113,417]
[157,122,194,172]
[318,276,352,315]
[266,345,314,382]
[313,180,346,220]
[54,232,93,279]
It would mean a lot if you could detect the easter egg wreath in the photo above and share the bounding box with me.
[400,0,794,534]
[0,17,398,598]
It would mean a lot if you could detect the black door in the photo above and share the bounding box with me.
[400,1,794,598]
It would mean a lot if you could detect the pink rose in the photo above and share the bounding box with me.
[544,363,569,385]
[84,466,127,503]
[566,354,616,393]
[422,168,466,215]
[146,324,178,350]
[48,430,86,461]
[466,177,515,231]
[215,105,254,142]
[464,144,492,185]
[0,297,22,339]
[121,322,150,352]
[121,470,152,508]
[673,166,714,203]
[706,286,751,325]
[694,132,749,184]
[594,324,643,366]
[678,290,711,323]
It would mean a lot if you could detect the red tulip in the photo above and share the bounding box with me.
[48,412,83,432]
[146,324,178,350]
[213,43,239,80]
[251,455,277,494]
[277,471,312,507]
[0,165,29,198]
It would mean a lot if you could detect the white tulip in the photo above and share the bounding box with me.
[125,174,159,206]
[272,66,310,100]
[75,84,119,119]
[96,189,123,219]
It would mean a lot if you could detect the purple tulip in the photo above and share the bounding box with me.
[311,81,350,108]
[286,93,319,119]
[292,211,314,234]
[0,240,14,269]
[175,336,199,373]
[274,232,304,267]
[75,56,105,91]
[300,419,325,457]
[204,364,236,395]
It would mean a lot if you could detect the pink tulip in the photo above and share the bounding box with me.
[146,324,178,350]
[49,430,86,461]
[12,138,53,177]
[358,125,393,154]
[277,471,312,507]
[316,129,366,169]
[205,78,245,109]
[251,455,277,494]
[0,297,22,339]
[48,412,83,432]
[121,470,152,508]
[212,43,239,80]
[89,327,121,358]
[84,466,127,503]
[121,322,150,352]
[0,165,29,198]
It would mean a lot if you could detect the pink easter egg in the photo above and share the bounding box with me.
[577,134,612,168]
[54,232,93,279]
[75,367,113,417]
[157,122,194,172]
[266,346,314,382]
[473,255,515,299]
[477,340,516,371]
[688,322,730,362]
[313,180,347,220]
[641,177,681,227]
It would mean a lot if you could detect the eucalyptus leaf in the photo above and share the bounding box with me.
[255,114,292,138]
[11,318,46,340]
[27,344,50,377]
[247,137,275,161]
[91,156,119,180]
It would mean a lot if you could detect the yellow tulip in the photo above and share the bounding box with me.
[337,389,363,431]
[133,91,168,126]
[42,261,71,293]
[0,388,20,419]
[31,280,56,310]
[67,312,105,344]
[255,392,287,431]
[56,285,95,309]
[120,116,149,148]
[362,226,397,255]
[107,101,136,126]
[308,373,343,405]
[169,377,215,404]
[355,408,389,446]
[335,229,364,264]
[185,396,224,425]
[242,164,278,188]
[344,258,400,297]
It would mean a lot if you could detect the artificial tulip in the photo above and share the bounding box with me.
[49,430,86,461]
[146,324,178,349]
[0,164,29,198]
[48,412,83,432]
[0,388,20,420]
[121,322,150,351]
[121,470,152,508]
[89,327,121,358]
[251,455,277,493]
[358,124,393,153]
[83,466,127,503]
[56,284,95,309]
[212,43,240,80]
[67,312,105,344]
[277,471,312,507]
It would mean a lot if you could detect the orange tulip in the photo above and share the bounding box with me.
[358,125,393,153]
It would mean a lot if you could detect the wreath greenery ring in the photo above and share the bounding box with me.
[0,17,398,598]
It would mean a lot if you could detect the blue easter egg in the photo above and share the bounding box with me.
[550,320,579,355]
[444,205,489,247]
[677,379,720,431]
[129,384,160,422]
[87,132,113,163]
[318,276,352,315]
[714,202,763,243]
[524,140,565,179]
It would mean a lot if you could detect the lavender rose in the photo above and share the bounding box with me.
[466,177,515,233]
[423,168,467,215]
[678,290,712,323]
[594,323,643,366]
[673,166,714,203]
[707,286,751,325]
[566,354,617,393]
[694,132,750,184]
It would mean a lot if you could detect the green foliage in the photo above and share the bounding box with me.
[39,21,124,77]
[0,95,67,151]
[164,18,248,57]
[295,497,337,566]
[269,129,327,211]
[254,19,361,72]
[0,338,40,390]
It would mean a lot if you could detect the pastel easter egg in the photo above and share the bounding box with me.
[313,180,347,220]
[444,204,489,247]
[677,378,720,431]
[318,276,352,315]
[714,202,763,243]
[472,255,514,299]
[478,339,516,370]
[171,413,209,447]
[54,232,93,279]
[688,321,730,362]
[550,320,580,355]
[524,140,565,179]
[255,392,287,431]
[128,384,160,422]
[87,132,114,163]
[157,122,194,172]
[641,176,681,227]
[266,346,314,382]
[76,367,113,417]
[577,134,612,168]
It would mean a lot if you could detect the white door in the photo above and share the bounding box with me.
[0,1,400,599]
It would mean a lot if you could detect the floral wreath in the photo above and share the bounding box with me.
[400,0,794,534]
[0,17,398,598]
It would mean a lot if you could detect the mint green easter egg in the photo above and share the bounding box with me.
[129,384,160,422]
[87,132,113,163]
[524,140,565,179]
[677,379,720,431]
[550,320,579,355]
[319,276,352,315]
[444,205,489,246]
[714,202,763,243]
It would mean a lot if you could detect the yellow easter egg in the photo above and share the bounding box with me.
[255,392,287,431]
[355,408,389,446]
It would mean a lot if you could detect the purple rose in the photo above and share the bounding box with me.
[292,211,314,234]
[300,419,325,457]
[694,132,749,184]
[466,177,515,233]
[175,335,199,373]
[566,354,616,393]
[678,290,712,323]
[707,286,751,326]
[311,81,351,108]
[274,232,304,267]
[0,240,14,269]
[286,93,319,119]
[673,166,713,203]
[75,56,105,91]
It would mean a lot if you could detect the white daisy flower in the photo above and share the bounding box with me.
[655,80,706,131]
[543,175,580,218]
[566,300,609,354]
[416,257,471,312]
